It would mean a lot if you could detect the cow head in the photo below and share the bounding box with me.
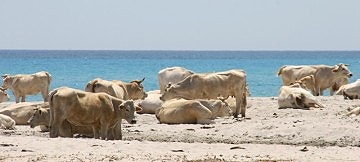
[129,78,147,100]
[160,83,177,101]
[332,63,352,78]
[119,100,142,124]
[217,97,233,117]
[1,74,12,89]
[27,108,49,128]
[0,87,10,102]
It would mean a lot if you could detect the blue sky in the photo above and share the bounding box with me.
[0,0,359,50]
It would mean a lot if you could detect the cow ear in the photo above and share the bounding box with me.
[135,105,142,112]
[332,65,339,72]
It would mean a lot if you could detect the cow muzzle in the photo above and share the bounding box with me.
[130,119,137,124]
[349,73,353,77]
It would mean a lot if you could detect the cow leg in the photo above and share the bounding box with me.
[112,122,122,140]
[20,95,26,102]
[100,124,109,140]
[92,125,100,139]
[41,91,49,102]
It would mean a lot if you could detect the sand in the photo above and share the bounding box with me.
[1,96,360,161]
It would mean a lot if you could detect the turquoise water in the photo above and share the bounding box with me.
[0,50,359,101]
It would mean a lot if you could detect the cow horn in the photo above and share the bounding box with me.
[1,74,9,78]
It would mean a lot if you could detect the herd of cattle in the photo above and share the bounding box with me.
[0,63,359,140]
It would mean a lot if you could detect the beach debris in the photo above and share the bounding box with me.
[21,149,34,152]
[186,128,195,131]
[230,146,245,150]
[300,146,309,152]
[171,149,184,152]
[0,143,15,147]
[200,126,215,129]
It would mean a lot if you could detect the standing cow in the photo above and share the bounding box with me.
[277,63,352,96]
[1,71,52,103]
[85,78,147,100]
[158,67,194,94]
[160,69,247,118]
[49,87,141,140]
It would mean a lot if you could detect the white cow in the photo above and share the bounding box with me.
[1,71,52,103]
[278,84,324,109]
[136,90,162,114]
[0,114,16,130]
[158,67,194,94]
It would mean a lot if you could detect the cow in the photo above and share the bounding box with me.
[0,102,49,131]
[0,114,16,130]
[330,77,349,96]
[160,69,247,118]
[85,78,147,100]
[49,87,141,140]
[136,90,162,114]
[335,79,360,100]
[155,99,232,124]
[158,67,194,94]
[278,84,324,109]
[0,87,10,103]
[346,107,360,117]
[292,75,316,94]
[277,63,352,96]
[1,71,52,103]
[27,107,94,136]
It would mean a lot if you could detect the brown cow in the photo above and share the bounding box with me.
[49,87,141,140]
[85,78,147,100]
[1,71,52,103]
[278,63,352,96]
[160,69,247,118]
[0,87,10,103]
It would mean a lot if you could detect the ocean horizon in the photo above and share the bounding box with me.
[1,50,359,101]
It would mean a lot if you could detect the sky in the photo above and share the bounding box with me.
[0,0,359,50]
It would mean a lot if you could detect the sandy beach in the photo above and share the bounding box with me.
[1,96,360,161]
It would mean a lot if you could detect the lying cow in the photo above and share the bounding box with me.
[330,77,348,96]
[0,114,16,130]
[49,87,141,140]
[1,71,52,103]
[27,107,94,137]
[158,66,194,94]
[160,69,247,118]
[278,84,324,109]
[0,102,49,131]
[336,79,360,100]
[155,99,232,124]
[85,78,147,100]
[136,90,162,114]
[277,63,352,96]
[0,87,10,103]
[346,107,360,117]
[292,75,316,94]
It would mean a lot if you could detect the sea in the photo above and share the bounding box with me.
[0,50,359,101]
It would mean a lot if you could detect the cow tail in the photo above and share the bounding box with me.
[277,66,286,76]
[48,88,58,131]
[45,72,52,85]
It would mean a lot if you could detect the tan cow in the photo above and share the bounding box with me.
[292,75,316,93]
[27,107,94,136]
[155,99,232,124]
[330,77,349,96]
[49,87,141,140]
[336,79,360,100]
[0,114,16,130]
[158,67,194,94]
[278,63,352,96]
[278,84,324,109]
[85,78,147,100]
[0,87,10,103]
[0,102,49,131]
[1,71,52,103]
[160,69,247,118]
